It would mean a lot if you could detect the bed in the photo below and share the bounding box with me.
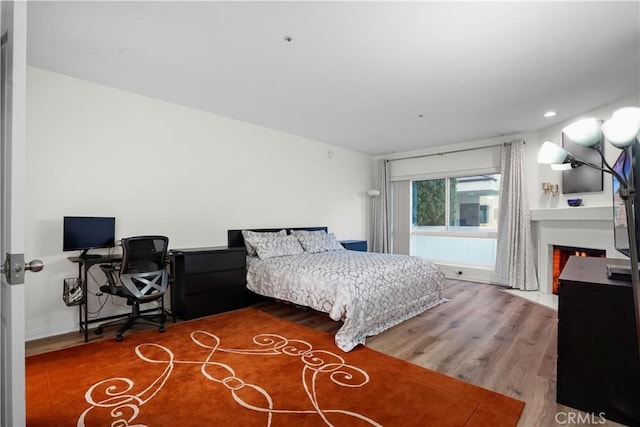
[228,227,446,352]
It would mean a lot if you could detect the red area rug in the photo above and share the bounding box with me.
[27,308,524,426]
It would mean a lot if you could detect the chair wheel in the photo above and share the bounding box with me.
[159,326,166,333]
[116,334,123,342]
[95,327,103,335]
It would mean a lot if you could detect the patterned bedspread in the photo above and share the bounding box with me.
[246,250,446,351]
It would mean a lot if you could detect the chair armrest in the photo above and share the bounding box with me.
[99,264,116,274]
[99,264,121,290]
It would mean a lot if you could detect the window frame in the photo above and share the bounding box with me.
[410,170,500,240]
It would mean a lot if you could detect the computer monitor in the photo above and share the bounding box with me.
[63,216,115,257]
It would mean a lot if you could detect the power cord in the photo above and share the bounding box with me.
[87,287,109,317]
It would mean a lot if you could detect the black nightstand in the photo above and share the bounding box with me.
[340,240,368,252]
[170,246,248,320]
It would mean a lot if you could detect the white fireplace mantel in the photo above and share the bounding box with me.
[530,206,611,222]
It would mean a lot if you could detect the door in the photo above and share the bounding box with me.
[1,2,28,425]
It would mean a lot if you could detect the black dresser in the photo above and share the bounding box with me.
[557,256,640,426]
[170,246,248,320]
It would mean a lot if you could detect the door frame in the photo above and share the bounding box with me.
[1,1,28,425]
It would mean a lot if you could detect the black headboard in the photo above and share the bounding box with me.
[227,227,328,250]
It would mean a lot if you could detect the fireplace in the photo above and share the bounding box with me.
[552,245,606,294]
[532,206,613,295]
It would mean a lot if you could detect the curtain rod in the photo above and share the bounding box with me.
[385,141,515,163]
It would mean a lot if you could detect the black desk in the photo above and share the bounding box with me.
[68,254,175,342]
[68,255,122,342]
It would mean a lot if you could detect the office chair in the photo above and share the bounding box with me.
[95,235,169,341]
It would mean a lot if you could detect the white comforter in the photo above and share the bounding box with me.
[246,249,446,351]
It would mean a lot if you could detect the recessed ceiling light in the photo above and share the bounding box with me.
[544,111,557,118]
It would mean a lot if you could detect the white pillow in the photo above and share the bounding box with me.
[251,234,305,259]
[291,230,344,254]
[242,229,286,256]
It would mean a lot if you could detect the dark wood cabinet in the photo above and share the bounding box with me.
[170,246,248,320]
[557,256,640,426]
[340,240,367,252]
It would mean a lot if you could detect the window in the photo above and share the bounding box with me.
[411,174,500,268]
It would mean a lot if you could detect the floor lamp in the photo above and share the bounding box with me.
[538,106,640,357]
[367,190,380,251]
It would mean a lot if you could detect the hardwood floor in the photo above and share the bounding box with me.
[26,279,625,427]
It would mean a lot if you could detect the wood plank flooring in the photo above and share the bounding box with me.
[26,279,625,427]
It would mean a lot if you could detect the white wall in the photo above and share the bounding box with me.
[378,91,640,212]
[25,67,373,340]
[528,92,640,211]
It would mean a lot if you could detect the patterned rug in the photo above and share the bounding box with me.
[27,308,524,426]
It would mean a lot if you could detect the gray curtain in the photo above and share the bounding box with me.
[372,160,391,253]
[495,140,539,290]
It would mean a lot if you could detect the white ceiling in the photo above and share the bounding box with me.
[26,1,640,155]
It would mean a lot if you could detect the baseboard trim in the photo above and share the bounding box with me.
[436,262,497,284]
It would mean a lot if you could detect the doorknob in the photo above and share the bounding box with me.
[24,259,44,272]
[1,253,44,284]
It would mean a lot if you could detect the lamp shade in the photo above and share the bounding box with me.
[562,118,601,147]
[612,106,640,125]
[538,141,571,164]
[602,116,640,148]
[601,106,640,148]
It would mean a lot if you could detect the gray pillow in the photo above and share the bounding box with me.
[291,230,344,254]
[251,234,305,259]
[241,229,286,256]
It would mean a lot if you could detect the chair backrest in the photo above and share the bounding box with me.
[121,236,168,274]
[120,236,169,302]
